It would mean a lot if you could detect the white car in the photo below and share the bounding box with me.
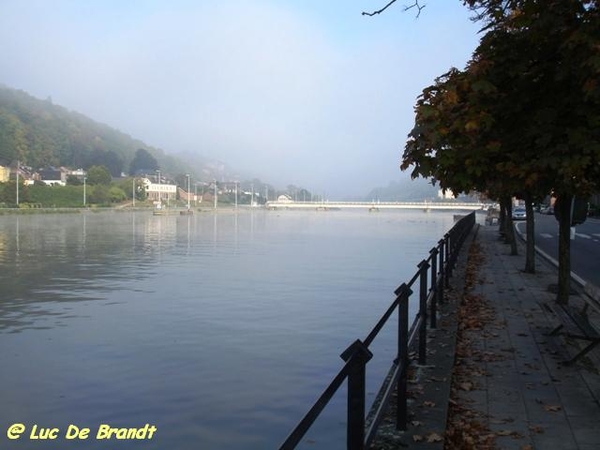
[512,207,527,220]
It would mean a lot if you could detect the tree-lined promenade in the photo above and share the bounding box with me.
[400,0,599,304]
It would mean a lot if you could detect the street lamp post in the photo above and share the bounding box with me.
[132,177,136,207]
[16,160,19,206]
[83,176,87,207]
[213,179,217,210]
[156,170,161,205]
[186,174,191,210]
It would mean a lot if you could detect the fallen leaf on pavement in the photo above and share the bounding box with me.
[496,430,513,436]
[426,432,443,443]
[543,405,562,412]
[460,382,474,391]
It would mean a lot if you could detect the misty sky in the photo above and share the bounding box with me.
[0,0,481,197]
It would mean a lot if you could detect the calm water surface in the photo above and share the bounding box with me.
[0,209,459,449]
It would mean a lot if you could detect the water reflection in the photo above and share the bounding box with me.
[0,212,165,333]
[0,211,259,333]
[0,209,459,449]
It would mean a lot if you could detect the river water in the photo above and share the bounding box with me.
[0,209,460,450]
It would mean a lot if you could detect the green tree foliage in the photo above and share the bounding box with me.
[402,0,599,303]
[0,111,27,163]
[27,184,128,207]
[108,186,127,203]
[85,149,123,177]
[89,185,110,205]
[0,86,170,171]
[474,0,599,302]
[0,181,29,205]
[115,177,146,201]
[129,148,159,175]
[86,165,112,185]
[66,174,83,186]
[28,185,83,207]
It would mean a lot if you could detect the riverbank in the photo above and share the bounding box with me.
[370,224,600,449]
[0,204,254,215]
[0,204,252,215]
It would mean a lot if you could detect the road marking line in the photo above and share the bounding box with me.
[576,233,592,239]
[540,233,553,238]
[593,233,600,238]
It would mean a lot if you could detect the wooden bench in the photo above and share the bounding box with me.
[546,302,600,365]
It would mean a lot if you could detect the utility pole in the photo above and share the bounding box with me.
[15,160,19,206]
[186,174,191,210]
[214,180,217,210]
[157,170,161,205]
[235,181,238,209]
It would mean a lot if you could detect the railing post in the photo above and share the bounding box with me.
[438,239,446,303]
[451,231,458,276]
[444,233,451,286]
[395,284,411,431]
[340,340,373,450]
[429,248,438,329]
[437,239,445,303]
[418,260,430,365]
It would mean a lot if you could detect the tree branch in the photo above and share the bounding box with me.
[403,1,426,17]
[362,0,398,16]
[362,0,426,17]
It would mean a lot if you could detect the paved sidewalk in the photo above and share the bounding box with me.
[370,223,600,449]
[459,224,600,449]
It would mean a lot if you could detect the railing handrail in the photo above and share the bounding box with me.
[278,212,476,450]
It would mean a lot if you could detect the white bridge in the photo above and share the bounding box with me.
[265,200,490,211]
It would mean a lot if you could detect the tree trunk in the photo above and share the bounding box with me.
[505,201,518,255]
[499,198,507,237]
[556,193,572,305]
[524,192,535,273]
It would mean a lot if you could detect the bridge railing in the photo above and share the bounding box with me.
[278,212,476,450]
[265,200,489,208]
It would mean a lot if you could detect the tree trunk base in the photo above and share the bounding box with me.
[547,284,577,296]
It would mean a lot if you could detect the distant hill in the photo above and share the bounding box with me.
[364,178,442,202]
[0,85,229,180]
[364,177,483,203]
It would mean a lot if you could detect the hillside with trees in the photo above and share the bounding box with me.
[0,85,191,176]
[365,178,449,202]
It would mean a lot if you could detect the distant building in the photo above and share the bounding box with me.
[177,187,196,203]
[0,165,10,182]
[143,178,177,202]
[69,168,86,180]
[438,189,455,200]
[277,194,293,203]
[38,167,67,186]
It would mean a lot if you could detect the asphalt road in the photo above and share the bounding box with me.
[515,213,600,289]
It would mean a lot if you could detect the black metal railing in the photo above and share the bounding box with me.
[279,212,476,450]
